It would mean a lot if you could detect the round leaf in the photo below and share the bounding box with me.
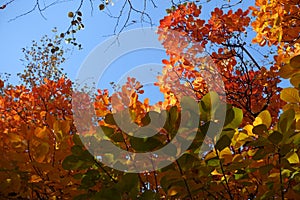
[279,64,298,79]
[99,4,105,10]
[68,12,74,18]
[290,55,300,69]
[280,88,300,103]
[290,73,300,88]
[253,110,272,128]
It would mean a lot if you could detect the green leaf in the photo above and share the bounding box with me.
[224,107,243,129]
[215,135,231,151]
[80,170,100,189]
[245,136,269,147]
[220,128,235,140]
[110,132,124,142]
[223,108,235,127]
[94,188,121,200]
[280,88,300,103]
[207,158,219,167]
[201,92,220,111]
[234,172,248,180]
[252,148,266,160]
[200,121,223,139]
[252,124,268,135]
[160,171,183,193]
[116,173,139,194]
[73,173,83,180]
[169,106,179,124]
[71,145,84,156]
[291,132,300,145]
[286,152,300,164]
[100,126,115,137]
[62,155,84,170]
[104,113,116,125]
[74,194,92,200]
[161,143,177,156]
[73,134,84,146]
[141,112,151,126]
[259,164,274,175]
[279,109,295,134]
[268,131,282,145]
[177,153,200,170]
[280,144,292,156]
[129,137,163,152]
[293,183,300,192]
[181,96,199,114]
[139,190,160,200]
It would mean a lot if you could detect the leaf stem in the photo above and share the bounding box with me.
[279,153,285,200]
[94,159,118,183]
[214,147,234,200]
[175,159,193,199]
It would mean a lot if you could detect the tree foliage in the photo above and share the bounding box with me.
[1,0,300,199]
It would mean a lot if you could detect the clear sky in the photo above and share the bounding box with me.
[0,0,171,85]
[1,0,287,101]
[0,1,178,105]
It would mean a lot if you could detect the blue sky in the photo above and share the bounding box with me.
[0,1,177,104]
[0,0,171,85]
[1,0,288,100]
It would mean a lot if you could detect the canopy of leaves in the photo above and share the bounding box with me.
[1,0,300,199]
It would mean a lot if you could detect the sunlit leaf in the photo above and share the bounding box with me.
[280,88,300,103]
[253,110,272,128]
[290,73,300,88]
[286,152,300,164]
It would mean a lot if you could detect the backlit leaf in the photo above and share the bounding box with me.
[215,135,231,151]
[253,110,272,128]
[290,55,300,69]
[280,88,300,103]
[286,152,300,164]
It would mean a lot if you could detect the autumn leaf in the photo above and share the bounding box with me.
[280,88,300,103]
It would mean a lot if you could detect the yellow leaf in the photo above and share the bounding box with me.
[204,150,217,161]
[243,125,255,136]
[253,117,262,126]
[253,110,272,128]
[13,115,20,121]
[35,142,50,162]
[168,186,181,196]
[296,119,300,130]
[232,154,243,162]
[286,152,299,164]
[290,55,300,69]
[8,133,22,143]
[211,169,222,176]
[236,132,249,141]
[34,126,49,139]
[279,64,298,79]
[290,73,300,88]
[40,111,47,118]
[30,175,42,183]
[219,147,232,157]
[280,88,300,103]
[219,147,233,165]
[268,172,280,179]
